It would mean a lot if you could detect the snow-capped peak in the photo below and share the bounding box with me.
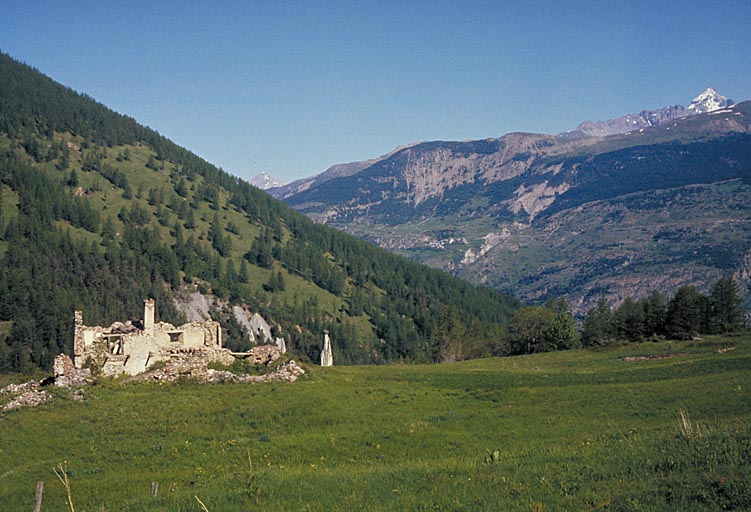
[687,87,733,114]
[249,172,287,190]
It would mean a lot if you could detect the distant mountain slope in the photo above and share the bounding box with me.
[268,144,416,199]
[275,94,751,314]
[249,172,287,190]
[561,87,733,138]
[0,52,517,372]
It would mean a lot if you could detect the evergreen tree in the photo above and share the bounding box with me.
[708,277,745,334]
[434,303,467,362]
[547,304,580,350]
[582,296,614,346]
[666,286,708,340]
[67,169,78,187]
[613,297,645,342]
[239,259,250,284]
[640,290,666,338]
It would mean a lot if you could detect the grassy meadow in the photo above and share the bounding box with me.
[1,336,750,511]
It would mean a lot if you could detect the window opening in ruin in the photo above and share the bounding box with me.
[107,335,123,355]
[168,331,184,343]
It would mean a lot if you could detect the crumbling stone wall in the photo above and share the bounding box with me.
[74,300,225,376]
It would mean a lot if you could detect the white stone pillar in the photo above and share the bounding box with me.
[144,298,155,331]
[321,330,333,367]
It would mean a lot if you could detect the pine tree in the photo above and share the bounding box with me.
[640,290,666,338]
[614,297,645,342]
[709,277,745,334]
[666,286,708,340]
[582,296,614,346]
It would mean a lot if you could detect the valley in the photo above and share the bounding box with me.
[271,94,751,314]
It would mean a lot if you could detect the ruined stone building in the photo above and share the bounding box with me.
[74,299,225,376]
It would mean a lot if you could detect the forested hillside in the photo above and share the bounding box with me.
[0,52,517,372]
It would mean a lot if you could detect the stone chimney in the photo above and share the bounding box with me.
[320,330,333,367]
[144,298,155,331]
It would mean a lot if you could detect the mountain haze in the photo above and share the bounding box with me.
[0,52,517,372]
[271,91,751,314]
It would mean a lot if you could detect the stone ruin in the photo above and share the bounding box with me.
[1,353,90,411]
[74,298,229,376]
[1,300,308,411]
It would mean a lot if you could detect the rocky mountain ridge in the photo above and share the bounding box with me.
[561,87,733,138]
[249,171,287,190]
[271,93,751,314]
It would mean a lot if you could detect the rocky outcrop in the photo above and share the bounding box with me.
[174,286,287,351]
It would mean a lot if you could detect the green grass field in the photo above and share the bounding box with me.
[1,337,750,511]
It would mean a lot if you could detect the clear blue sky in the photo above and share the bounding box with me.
[1,1,749,181]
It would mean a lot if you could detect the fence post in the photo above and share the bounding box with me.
[33,481,44,512]
[151,481,158,497]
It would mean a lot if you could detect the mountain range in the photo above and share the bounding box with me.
[269,89,751,314]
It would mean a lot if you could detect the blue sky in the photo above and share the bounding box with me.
[1,1,749,181]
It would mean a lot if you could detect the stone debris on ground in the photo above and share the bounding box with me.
[623,353,690,362]
[233,344,281,365]
[208,360,305,384]
[2,348,304,412]
[2,390,52,411]
[129,358,305,384]
[0,380,40,395]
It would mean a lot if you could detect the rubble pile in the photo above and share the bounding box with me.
[2,390,52,411]
[206,360,306,384]
[129,352,304,384]
[0,380,40,395]
[2,345,305,412]
[235,344,280,365]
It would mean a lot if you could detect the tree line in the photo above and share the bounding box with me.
[581,278,746,346]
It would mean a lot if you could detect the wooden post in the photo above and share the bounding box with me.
[33,481,44,512]
[150,481,158,497]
